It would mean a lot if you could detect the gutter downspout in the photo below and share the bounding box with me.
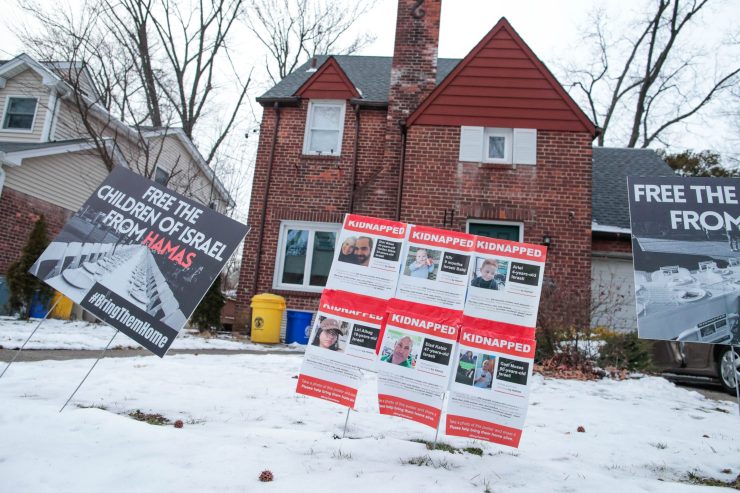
[251,102,281,299]
[394,122,408,221]
[348,104,360,213]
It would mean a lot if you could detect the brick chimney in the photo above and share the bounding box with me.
[388,0,441,123]
[383,0,441,219]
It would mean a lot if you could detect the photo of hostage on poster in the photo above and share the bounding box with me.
[29,167,249,357]
[463,237,547,328]
[395,225,474,310]
[296,289,388,408]
[446,317,536,448]
[326,214,408,299]
[628,177,740,344]
[376,300,460,429]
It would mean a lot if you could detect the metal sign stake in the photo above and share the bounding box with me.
[431,391,446,449]
[59,329,118,413]
[341,407,351,438]
[733,345,739,417]
[0,298,61,380]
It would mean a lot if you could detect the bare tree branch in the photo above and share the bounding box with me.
[563,0,740,148]
[246,0,377,83]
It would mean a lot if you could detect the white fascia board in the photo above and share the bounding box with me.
[0,141,98,167]
[591,221,632,234]
[0,54,62,87]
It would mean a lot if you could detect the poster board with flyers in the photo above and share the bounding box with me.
[296,214,548,448]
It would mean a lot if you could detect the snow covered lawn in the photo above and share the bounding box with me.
[0,316,301,352]
[1,349,738,492]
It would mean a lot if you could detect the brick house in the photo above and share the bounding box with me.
[0,53,233,313]
[234,0,664,332]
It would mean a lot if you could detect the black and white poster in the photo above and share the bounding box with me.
[628,176,740,344]
[30,167,249,356]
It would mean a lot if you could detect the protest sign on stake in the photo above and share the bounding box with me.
[627,176,740,346]
[29,167,249,358]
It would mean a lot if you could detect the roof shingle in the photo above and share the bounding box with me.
[258,55,460,103]
[592,147,674,229]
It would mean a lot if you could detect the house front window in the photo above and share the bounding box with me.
[484,128,513,163]
[274,221,340,292]
[459,126,537,165]
[303,100,345,156]
[2,96,38,130]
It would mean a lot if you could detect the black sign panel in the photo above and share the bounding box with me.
[349,323,380,349]
[628,176,740,344]
[30,167,249,356]
[509,262,539,286]
[373,239,402,261]
[495,357,529,385]
[440,252,470,275]
[420,339,452,365]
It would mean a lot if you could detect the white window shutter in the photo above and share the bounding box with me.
[459,126,484,162]
[513,128,537,165]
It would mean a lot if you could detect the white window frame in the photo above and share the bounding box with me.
[466,219,524,242]
[483,128,513,164]
[1,95,40,133]
[302,100,346,156]
[459,126,537,165]
[273,220,341,293]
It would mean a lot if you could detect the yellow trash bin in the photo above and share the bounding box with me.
[250,293,286,344]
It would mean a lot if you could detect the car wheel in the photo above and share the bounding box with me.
[718,346,740,395]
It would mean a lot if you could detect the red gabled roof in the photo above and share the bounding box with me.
[295,56,360,100]
[406,18,596,135]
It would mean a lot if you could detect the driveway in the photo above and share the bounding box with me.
[0,347,303,363]
[675,381,738,404]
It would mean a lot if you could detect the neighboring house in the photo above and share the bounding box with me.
[234,1,601,331]
[591,147,675,330]
[0,53,234,314]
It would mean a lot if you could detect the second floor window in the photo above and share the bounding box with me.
[154,167,170,185]
[2,97,38,130]
[303,100,345,156]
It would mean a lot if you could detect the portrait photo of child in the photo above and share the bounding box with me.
[470,257,508,290]
[403,247,441,280]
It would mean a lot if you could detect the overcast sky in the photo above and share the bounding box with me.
[1,0,738,159]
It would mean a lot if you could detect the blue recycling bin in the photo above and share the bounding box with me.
[28,292,49,318]
[285,310,313,344]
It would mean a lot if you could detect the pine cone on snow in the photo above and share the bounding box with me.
[259,470,274,482]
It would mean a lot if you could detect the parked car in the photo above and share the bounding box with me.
[652,342,740,394]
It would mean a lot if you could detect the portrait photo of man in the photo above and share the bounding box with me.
[353,236,373,267]
[381,335,414,368]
